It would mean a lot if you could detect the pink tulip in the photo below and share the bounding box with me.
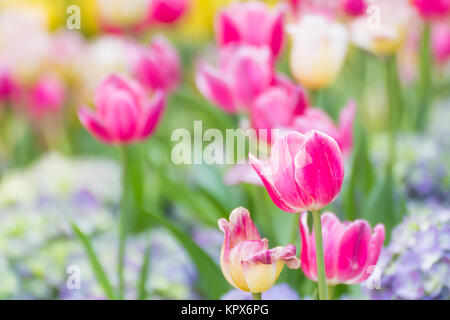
[340,0,367,17]
[0,67,20,103]
[299,212,385,285]
[249,130,344,213]
[250,75,309,143]
[412,0,450,19]
[26,75,65,117]
[216,1,284,58]
[432,22,450,63]
[196,44,273,113]
[131,36,181,92]
[292,101,356,156]
[149,0,188,24]
[78,74,166,144]
[218,207,301,293]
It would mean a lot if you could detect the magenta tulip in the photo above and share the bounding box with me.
[340,0,367,17]
[219,207,301,293]
[196,44,273,113]
[26,75,65,117]
[300,212,385,285]
[149,0,188,24]
[249,130,344,213]
[412,0,450,19]
[78,74,165,145]
[131,36,181,92]
[216,1,284,58]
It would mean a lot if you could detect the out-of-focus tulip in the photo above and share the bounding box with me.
[216,1,284,58]
[340,0,367,17]
[249,130,344,213]
[411,0,450,19]
[218,207,301,293]
[149,0,189,24]
[350,0,411,56]
[292,101,356,156]
[299,212,385,285]
[196,44,273,113]
[78,74,166,145]
[432,21,450,63]
[0,66,20,103]
[288,14,348,90]
[250,74,309,142]
[97,0,150,31]
[131,36,181,92]
[26,75,65,117]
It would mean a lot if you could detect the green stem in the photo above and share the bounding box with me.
[118,146,129,299]
[312,210,328,300]
[252,292,262,300]
[416,23,432,132]
[327,285,334,300]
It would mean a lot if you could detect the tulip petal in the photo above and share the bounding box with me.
[78,107,113,144]
[321,212,345,282]
[354,224,385,283]
[299,212,315,281]
[249,154,298,212]
[216,12,241,47]
[337,220,372,283]
[269,12,284,57]
[294,131,344,210]
[196,63,236,113]
[137,90,166,139]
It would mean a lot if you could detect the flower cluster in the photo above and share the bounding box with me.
[368,203,449,300]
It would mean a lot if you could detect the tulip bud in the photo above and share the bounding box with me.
[249,130,344,213]
[149,0,188,24]
[288,15,348,90]
[218,207,301,293]
[216,1,285,58]
[97,0,150,30]
[78,74,166,144]
[26,75,65,117]
[300,212,385,285]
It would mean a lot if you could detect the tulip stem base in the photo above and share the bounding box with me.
[252,293,262,300]
[312,210,328,300]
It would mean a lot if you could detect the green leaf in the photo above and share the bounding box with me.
[145,210,229,299]
[137,240,151,300]
[70,223,116,300]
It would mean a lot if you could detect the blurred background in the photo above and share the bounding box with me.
[0,0,448,300]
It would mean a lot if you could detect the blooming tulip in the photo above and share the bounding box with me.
[299,212,385,285]
[130,36,181,92]
[196,44,273,113]
[411,0,450,19]
[216,1,284,58]
[218,207,301,294]
[78,74,166,144]
[249,130,344,213]
[288,14,348,90]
